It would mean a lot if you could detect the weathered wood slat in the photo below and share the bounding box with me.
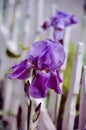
[62,42,84,130]
[0,0,4,22]
[79,66,86,129]
[34,0,44,41]
[4,0,16,30]
[37,109,56,130]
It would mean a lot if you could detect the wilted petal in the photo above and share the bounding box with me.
[48,71,63,94]
[29,70,50,98]
[41,21,51,30]
[7,59,32,80]
[70,15,78,24]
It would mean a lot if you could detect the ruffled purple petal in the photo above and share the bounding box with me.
[7,59,32,80]
[42,10,77,31]
[51,10,77,29]
[29,70,50,98]
[52,42,66,68]
[38,46,52,70]
[27,40,51,69]
[27,40,49,59]
[48,71,63,94]
[37,39,66,70]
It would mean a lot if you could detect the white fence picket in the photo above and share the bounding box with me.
[62,42,84,130]
[0,0,4,22]
[34,0,44,41]
[4,0,16,30]
[37,109,56,130]
[79,66,86,129]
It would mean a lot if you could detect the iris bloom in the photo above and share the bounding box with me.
[7,39,66,98]
[42,10,77,43]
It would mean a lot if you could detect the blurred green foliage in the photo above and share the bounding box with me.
[83,49,86,66]
[62,43,76,94]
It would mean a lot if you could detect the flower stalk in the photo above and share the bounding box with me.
[27,99,32,130]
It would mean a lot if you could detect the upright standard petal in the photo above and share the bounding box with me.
[27,40,49,59]
[50,10,78,29]
[42,10,77,30]
[48,71,63,94]
[38,40,66,70]
[51,42,66,68]
[42,10,77,43]
[29,70,50,98]
[7,59,32,80]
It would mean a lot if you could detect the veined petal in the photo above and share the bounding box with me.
[42,10,77,31]
[51,42,66,68]
[11,59,28,71]
[37,39,66,71]
[29,70,50,98]
[27,40,49,58]
[51,10,78,29]
[38,47,52,70]
[48,71,63,94]
[7,59,32,80]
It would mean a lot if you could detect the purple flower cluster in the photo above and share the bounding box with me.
[42,10,77,44]
[7,10,77,98]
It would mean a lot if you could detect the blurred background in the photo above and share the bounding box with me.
[0,0,86,130]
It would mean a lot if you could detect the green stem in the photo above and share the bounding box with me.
[27,99,32,130]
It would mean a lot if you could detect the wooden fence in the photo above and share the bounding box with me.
[0,0,86,130]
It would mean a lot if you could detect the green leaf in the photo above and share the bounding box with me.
[63,43,76,94]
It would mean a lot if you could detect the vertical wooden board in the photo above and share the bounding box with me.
[62,42,84,130]
[34,0,44,41]
[48,91,57,123]
[79,66,86,129]
[3,0,16,30]
[37,109,56,130]
[0,22,17,79]
[0,0,4,21]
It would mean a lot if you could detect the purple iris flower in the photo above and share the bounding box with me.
[42,10,77,43]
[7,39,65,98]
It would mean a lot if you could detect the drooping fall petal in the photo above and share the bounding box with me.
[48,71,63,94]
[7,59,32,80]
[29,70,50,98]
